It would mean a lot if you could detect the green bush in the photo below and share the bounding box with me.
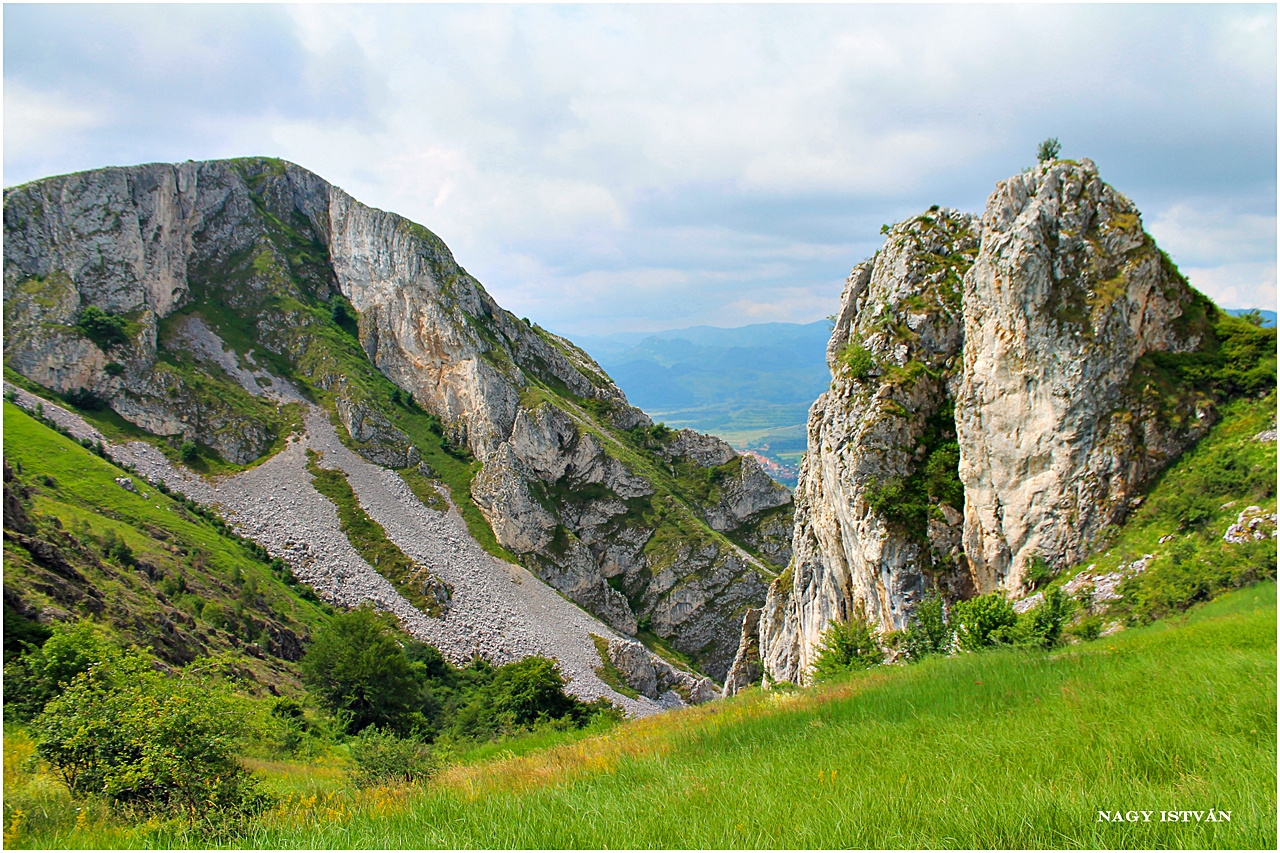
[1037,137,1061,162]
[922,441,963,508]
[330,297,358,337]
[75,305,130,352]
[448,655,619,741]
[951,592,1017,651]
[348,727,438,787]
[902,589,951,660]
[2,621,122,722]
[1025,555,1054,590]
[991,588,1073,649]
[180,441,199,464]
[838,343,876,380]
[811,604,883,682]
[101,528,135,567]
[300,606,424,736]
[1066,614,1103,642]
[32,650,270,820]
[63,387,107,410]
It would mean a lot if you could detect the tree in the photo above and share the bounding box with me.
[3,621,122,722]
[300,606,423,735]
[330,298,358,336]
[74,306,130,352]
[1036,137,1061,162]
[487,656,577,726]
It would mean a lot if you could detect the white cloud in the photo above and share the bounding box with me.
[1146,204,1276,266]
[3,3,1275,331]
[3,84,104,163]
[1181,262,1277,312]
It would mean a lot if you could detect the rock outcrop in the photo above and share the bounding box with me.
[721,607,762,697]
[605,636,720,704]
[4,158,793,680]
[957,159,1214,590]
[759,208,978,684]
[757,159,1220,685]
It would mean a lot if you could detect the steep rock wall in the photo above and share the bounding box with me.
[957,158,1214,591]
[759,208,978,684]
[3,158,792,680]
[757,160,1216,685]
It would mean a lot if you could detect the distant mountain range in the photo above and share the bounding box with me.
[573,321,833,486]
[574,308,1275,488]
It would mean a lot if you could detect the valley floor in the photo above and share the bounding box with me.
[7,582,1273,849]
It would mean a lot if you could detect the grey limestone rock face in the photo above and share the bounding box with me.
[957,159,1214,592]
[754,160,1218,686]
[722,607,762,697]
[4,157,794,681]
[759,207,978,685]
[605,636,719,704]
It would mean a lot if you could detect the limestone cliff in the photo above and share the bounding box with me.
[759,208,979,684]
[758,159,1218,685]
[3,158,792,679]
[956,159,1214,590]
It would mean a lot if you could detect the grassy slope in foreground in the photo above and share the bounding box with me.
[150,582,1274,850]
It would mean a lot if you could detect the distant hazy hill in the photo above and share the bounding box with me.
[573,321,833,485]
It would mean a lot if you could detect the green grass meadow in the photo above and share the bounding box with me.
[9,582,1271,849]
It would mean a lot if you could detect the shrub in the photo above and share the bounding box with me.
[348,728,438,787]
[63,387,107,410]
[1067,614,1103,642]
[330,298,358,337]
[448,655,611,740]
[180,441,199,464]
[838,343,876,380]
[75,305,130,352]
[991,588,1073,649]
[922,440,963,507]
[1037,137,1061,162]
[101,529,135,567]
[951,592,1017,651]
[32,651,270,820]
[811,604,883,682]
[902,589,951,660]
[104,362,126,377]
[2,621,122,722]
[1025,555,1054,590]
[300,606,424,735]
[487,656,577,726]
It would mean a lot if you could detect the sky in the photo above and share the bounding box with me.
[4,3,1276,336]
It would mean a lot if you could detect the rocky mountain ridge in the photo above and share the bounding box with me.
[754,158,1226,685]
[3,157,792,682]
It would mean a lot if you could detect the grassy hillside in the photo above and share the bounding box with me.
[7,583,1271,849]
[2,400,330,689]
